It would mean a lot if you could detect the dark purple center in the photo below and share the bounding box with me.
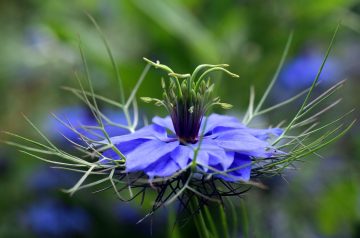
[170,99,204,144]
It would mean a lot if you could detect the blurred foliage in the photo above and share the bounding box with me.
[0,0,359,237]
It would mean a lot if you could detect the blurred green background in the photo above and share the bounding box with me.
[0,0,359,237]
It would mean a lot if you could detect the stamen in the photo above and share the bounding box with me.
[143,58,238,143]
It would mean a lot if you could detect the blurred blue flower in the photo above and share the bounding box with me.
[27,166,78,192]
[113,203,142,223]
[101,114,282,181]
[21,199,90,237]
[279,51,343,91]
[44,106,129,144]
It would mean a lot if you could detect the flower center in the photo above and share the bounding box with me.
[170,95,204,144]
[141,58,239,144]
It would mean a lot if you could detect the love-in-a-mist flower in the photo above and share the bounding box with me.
[99,59,283,182]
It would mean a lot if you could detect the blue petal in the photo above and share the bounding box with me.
[105,124,168,146]
[201,114,245,135]
[101,138,149,162]
[217,153,251,181]
[198,139,233,171]
[170,145,192,169]
[215,130,278,157]
[193,151,209,172]
[125,140,179,172]
[246,128,283,140]
[152,116,175,133]
[144,145,192,178]
[145,154,181,178]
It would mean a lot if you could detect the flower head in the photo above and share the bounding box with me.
[99,59,283,182]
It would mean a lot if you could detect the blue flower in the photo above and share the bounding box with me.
[101,114,282,182]
[113,203,143,223]
[44,106,129,144]
[27,166,78,192]
[88,61,285,183]
[279,51,343,91]
[21,199,90,237]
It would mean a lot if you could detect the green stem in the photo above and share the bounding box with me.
[219,204,230,238]
[240,200,249,238]
[168,207,181,238]
[204,206,219,238]
[227,198,239,238]
[190,197,210,238]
